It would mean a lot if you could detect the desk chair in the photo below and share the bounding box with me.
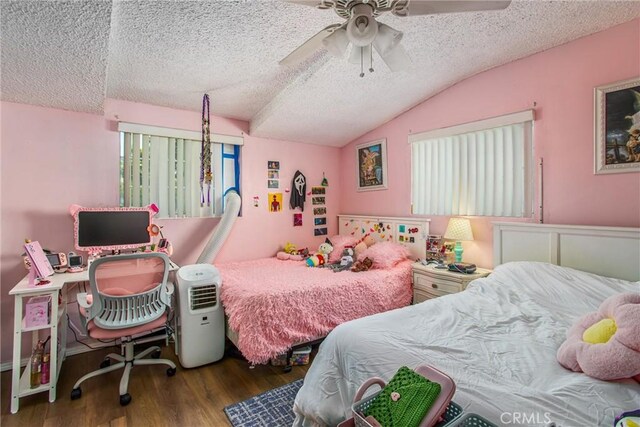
[70,253,177,406]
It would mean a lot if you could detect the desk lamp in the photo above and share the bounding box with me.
[444,218,474,263]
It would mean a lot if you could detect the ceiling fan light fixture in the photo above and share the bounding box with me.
[373,22,403,57]
[375,42,412,72]
[322,27,350,58]
[346,3,378,47]
[348,43,372,65]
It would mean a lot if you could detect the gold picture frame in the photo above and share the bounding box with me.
[356,138,388,191]
[594,76,640,174]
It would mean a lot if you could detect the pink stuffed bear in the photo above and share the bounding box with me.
[557,292,640,381]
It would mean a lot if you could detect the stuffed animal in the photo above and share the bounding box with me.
[318,239,334,256]
[327,247,354,273]
[351,257,373,272]
[615,410,640,427]
[557,292,640,381]
[276,242,308,261]
[354,234,376,259]
[306,239,334,267]
[305,254,327,267]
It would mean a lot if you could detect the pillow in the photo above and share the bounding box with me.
[556,292,640,381]
[357,241,410,270]
[328,235,358,264]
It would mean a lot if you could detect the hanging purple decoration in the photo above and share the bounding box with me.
[201,94,213,206]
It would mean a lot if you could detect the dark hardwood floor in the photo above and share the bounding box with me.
[1,344,310,427]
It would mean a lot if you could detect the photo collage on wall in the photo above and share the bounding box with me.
[312,186,327,236]
[268,161,279,189]
[267,161,283,213]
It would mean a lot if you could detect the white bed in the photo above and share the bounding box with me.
[293,223,640,427]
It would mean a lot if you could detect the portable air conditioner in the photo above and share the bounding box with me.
[175,264,225,368]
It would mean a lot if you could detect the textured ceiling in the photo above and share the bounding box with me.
[2,1,639,146]
[1,1,112,113]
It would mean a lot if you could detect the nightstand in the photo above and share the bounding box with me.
[412,262,491,304]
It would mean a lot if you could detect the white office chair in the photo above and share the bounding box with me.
[70,252,177,406]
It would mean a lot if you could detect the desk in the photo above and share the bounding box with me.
[9,260,179,414]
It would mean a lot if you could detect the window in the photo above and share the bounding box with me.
[118,123,241,218]
[410,110,534,217]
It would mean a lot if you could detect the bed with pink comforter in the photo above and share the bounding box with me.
[218,257,413,365]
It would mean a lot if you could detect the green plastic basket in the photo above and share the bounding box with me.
[442,413,497,427]
[353,399,462,427]
[434,402,463,427]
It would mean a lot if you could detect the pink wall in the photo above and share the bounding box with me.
[340,19,640,268]
[101,99,341,265]
[0,99,340,364]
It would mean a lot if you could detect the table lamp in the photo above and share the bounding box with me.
[444,217,474,263]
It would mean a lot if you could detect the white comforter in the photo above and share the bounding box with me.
[293,262,640,427]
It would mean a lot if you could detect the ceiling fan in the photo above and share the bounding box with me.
[280,0,511,76]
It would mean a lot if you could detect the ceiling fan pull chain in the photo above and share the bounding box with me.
[369,44,374,73]
[360,46,365,78]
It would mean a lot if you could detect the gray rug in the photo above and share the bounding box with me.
[224,379,303,427]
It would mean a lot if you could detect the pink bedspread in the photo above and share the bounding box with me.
[218,258,413,364]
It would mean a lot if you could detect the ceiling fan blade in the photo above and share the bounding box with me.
[279,23,342,66]
[393,0,511,16]
[283,0,335,9]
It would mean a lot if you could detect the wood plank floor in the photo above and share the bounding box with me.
[1,344,310,427]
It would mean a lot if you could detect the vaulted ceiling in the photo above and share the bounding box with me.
[2,0,639,146]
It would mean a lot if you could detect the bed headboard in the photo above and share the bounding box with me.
[493,222,640,282]
[338,215,430,260]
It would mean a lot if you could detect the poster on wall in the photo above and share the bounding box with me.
[268,179,279,189]
[268,161,280,170]
[311,186,325,195]
[268,170,279,179]
[314,217,326,226]
[356,138,388,191]
[293,213,303,226]
[268,192,282,212]
[594,76,640,174]
[314,227,328,236]
[313,207,326,216]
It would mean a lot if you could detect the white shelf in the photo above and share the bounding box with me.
[20,305,64,332]
[17,363,50,398]
[20,320,51,333]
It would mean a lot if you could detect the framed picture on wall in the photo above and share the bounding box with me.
[356,138,388,191]
[594,76,640,174]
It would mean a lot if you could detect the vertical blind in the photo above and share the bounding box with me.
[411,120,532,217]
[122,133,210,218]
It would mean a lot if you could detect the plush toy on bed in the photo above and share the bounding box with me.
[351,257,373,272]
[306,239,334,267]
[276,242,308,261]
[326,247,354,272]
[353,234,376,259]
[615,409,640,427]
[556,292,640,381]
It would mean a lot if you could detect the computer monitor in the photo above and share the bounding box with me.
[72,206,153,254]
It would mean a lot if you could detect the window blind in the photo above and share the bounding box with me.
[411,120,533,217]
[122,133,213,218]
